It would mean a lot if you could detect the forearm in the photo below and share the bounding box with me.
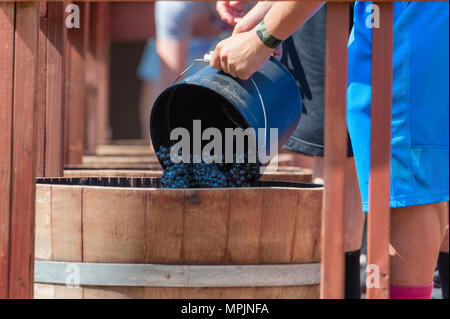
[232,1,275,34]
[248,1,275,17]
[264,1,325,40]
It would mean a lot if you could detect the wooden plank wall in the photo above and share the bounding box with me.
[0,2,39,299]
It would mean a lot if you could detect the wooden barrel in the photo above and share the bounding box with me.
[82,155,160,166]
[34,177,322,299]
[95,144,154,156]
[95,140,154,156]
[63,166,314,183]
[64,167,164,178]
[268,153,295,167]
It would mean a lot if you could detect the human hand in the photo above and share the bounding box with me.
[210,30,273,80]
[216,1,246,26]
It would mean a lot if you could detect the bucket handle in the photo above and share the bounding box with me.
[172,54,268,148]
[172,54,212,85]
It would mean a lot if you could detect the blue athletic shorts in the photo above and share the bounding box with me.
[347,1,449,212]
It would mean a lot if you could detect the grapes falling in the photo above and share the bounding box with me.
[156,146,261,189]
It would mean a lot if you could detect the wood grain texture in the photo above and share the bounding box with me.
[95,2,110,146]
[34,183,322,299]
[321,2,349,299]
[145,189,185,263]
[51,185,83,262]
[65,2,88,165]
[44,2,65,177]
[0,2,15,299]
[35,185,52,261]
[95,144,154,156]
[182,189,230,263]
[81,155,159,166]
[367,1,393,300]
[9,2,39,299]
[82,187,146,263]
[63,168,163,178]
[143,285,319,299]
[36,2,47,177]
[84,3,98,153]
[84,2,111,152]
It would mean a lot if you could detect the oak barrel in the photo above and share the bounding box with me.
[34,178,322,299]
[63,166,314,183]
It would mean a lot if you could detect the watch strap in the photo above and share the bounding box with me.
[255,20,283,49]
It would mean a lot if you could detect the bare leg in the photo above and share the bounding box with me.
[390,202,448,286]
[439,203,449,253]
[156,37,189,92]
[438,204,449,298]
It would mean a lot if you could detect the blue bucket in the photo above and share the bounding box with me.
[150,57,302,168]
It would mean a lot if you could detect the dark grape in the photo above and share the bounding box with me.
[157,146,260,189]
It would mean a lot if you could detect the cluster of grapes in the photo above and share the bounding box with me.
[156,146,260,189]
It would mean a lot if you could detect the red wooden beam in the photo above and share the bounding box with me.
[8,2,39,298]
[95,2,111,146]
[0,2,15,299]
[44,1,66,177]
[65,2,89,165]
[36,2,48,177]
[84,2,99,153]
[321,2,349,299]
[367,1,393,299]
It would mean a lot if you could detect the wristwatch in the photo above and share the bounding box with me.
[255,20,283,49]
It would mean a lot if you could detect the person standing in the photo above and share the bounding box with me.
[212,1,449,299]
[216,1,364,299]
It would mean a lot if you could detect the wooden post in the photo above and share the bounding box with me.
[65,2,89,165]
[367,1,393,299]
[8,2,39,299]
[321,2,349,299]
[85,2,110,153]
[36,1,66,177]
[0,2,15,299]
[44,2,66,177]
[36,2,47,177]
[95,2,111,145]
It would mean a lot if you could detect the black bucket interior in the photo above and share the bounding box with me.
[150,83,249,155]
[36,177,323,189]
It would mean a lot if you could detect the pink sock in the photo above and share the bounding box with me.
[390,283,434,299]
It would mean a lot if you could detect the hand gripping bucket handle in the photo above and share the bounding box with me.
[172,54,268,148]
